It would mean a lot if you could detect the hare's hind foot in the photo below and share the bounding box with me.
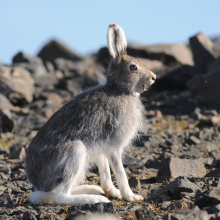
[71,185,105,195]
[54,193,110,204]
[29,190,56,205]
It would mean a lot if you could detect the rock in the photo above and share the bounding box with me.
[34,74,58,88]
[22,211,37,220]
[65,210,91,220]
[34,90,64,107]
[0,94,13,110]
[0,146,10,155]
[208,57,220,73]
[67,202,114,214]
[135,209,157,220]
[9,143,26,159]
[203,204,220,214]
[38,40,82,64]
[145,159,161,169]
[16,113,47,133]
[195,188,220,209]
[187,70,220,108]
[196,141,219,153]
[27,100,60,119]
[56,72,106,97]
[189,32,218,70]
[167,206,209,220]
[169,177,200,199]
[163,203,177,212]
[153,65,203,91]
[211,115,220,127]
[205,168,220,178]
[127,43,194,65]
[139,58,164,70]
[74,214,120,220]
[0,109,15,133]
[54,57,96,76]
[0,65,34,104]
[128,176,140,188]
[174,198,193,209]
[147,184,170,200]
[157,157,206,182]
[189,136,201,145]
[12,52,48,78]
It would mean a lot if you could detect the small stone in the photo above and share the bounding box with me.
[163,203,177,211]
[135,208,157,220]
[9,143,26,159]
[22,211,37,220]
[190,135,201,144]
[155,110,163,118]
[211,115,220,127]
[174,198,193,209]
[128,176,140,189]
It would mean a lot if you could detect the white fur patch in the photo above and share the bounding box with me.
[107,24,127,59]
[30,190,56,205]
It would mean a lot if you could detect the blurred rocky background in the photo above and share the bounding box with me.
[1,30,220,220]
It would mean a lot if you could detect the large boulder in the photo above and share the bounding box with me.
[12,51,48,78]
[127,43,194,65]
[38,40,82,64]
[56,72,106,97]
[189,32,218,70]
[0,65,34,104]
[96,47,164,70]
[54,56,98,77]
[0,94,13,110]
[187,70,220,108]
[97,43,194,67]
[208,57,220,73]
[153,64,204,90]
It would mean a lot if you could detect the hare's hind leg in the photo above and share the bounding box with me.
[98,154,122,199]
[71,185,105,195]
[53,141,110,204]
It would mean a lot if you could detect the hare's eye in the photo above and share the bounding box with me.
[130,65,137,71]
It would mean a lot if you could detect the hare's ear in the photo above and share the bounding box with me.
[107,23,127,59]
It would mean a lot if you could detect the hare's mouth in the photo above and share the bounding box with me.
[142,84,148,92]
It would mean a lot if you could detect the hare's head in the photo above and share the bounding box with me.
[106,23,156,94]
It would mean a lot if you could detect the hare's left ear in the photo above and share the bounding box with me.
[107,23,127,59]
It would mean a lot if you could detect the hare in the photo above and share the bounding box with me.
[25,23,156,205]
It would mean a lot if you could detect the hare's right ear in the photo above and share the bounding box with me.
[107,23,127,59]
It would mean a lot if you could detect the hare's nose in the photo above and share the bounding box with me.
[152,76,156,81]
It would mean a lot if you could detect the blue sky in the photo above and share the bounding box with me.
[1,0,220,64]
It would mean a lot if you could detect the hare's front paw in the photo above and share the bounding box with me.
[109,187,122,199]
[133,194,144,201]
[104,187,122,199]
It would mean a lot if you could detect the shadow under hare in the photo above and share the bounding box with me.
[25,23,156,205]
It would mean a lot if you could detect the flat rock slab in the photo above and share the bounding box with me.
[157,157,206,182]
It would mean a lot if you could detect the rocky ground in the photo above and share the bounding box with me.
[1,32,220,220]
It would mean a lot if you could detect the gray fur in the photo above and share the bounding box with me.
[25,23,156,204]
